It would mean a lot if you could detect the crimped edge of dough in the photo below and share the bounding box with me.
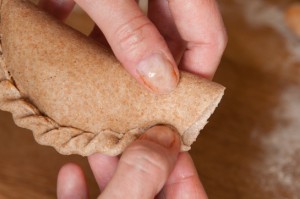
[0,0,223,156]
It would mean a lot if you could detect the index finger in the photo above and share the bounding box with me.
[88,154,119,191]
[98,126,181,199]
[168,0,227,79]
[157,152,208,199]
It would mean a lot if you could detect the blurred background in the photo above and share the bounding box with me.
[1,0,300,198]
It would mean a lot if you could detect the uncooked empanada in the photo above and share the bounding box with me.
[0,0,224,156]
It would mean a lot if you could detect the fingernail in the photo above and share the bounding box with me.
[136,53,179,94]
[140,125,178,148]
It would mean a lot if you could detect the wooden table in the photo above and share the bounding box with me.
[1,0,300,198]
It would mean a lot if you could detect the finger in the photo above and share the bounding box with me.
[157,152,208,199]
[148,0,186,64]
[99,125,181,199]
[74,0,179,94]
[88,154,119,191]
[57,163,89,199]
[168,0,227,79]
[38,0,75,20]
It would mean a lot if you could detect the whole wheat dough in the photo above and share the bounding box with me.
[0,0,225,156]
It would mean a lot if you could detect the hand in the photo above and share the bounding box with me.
[57,125,208,199]
[38,0,227,198]
[39,0,227,93]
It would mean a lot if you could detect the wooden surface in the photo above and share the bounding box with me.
[1,0,300,198]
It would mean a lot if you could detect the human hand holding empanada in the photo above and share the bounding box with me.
[39,0,227,93]
[0,0,227,198]
[57,126,208,199]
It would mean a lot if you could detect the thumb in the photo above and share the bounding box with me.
[74,0,179,94]
[98,125,181,199]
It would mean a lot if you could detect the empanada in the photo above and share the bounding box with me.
[0,0,225,156]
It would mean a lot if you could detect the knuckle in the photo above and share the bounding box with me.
[114,15,152,57]
[218,30,228,52]
[121,143,170,178]
[205,30,227,57]
[212,28,228,54]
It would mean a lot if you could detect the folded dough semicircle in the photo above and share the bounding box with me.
[0,0,225,156]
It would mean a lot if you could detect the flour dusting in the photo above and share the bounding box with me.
[235,0,300,65]
[257,86,300,197]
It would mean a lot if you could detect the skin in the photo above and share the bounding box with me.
[38,0,227,198]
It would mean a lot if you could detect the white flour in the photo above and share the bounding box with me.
[256,86,300,198]
[235,0,300,65]
[229,1,300,197]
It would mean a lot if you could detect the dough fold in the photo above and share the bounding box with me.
[0,0,225,156]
